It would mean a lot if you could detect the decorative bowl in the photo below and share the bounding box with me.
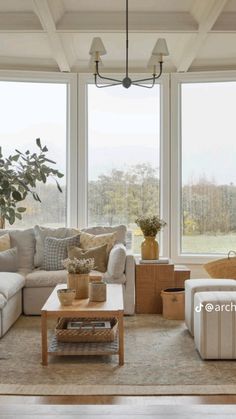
[57,288,76,306]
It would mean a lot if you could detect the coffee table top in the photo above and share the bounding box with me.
[41,283,124,315]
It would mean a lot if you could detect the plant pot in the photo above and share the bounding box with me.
[141,236,159,260]
[67,273,89,299]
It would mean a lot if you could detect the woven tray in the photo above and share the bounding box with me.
[204,251,236,278]
[55,317,118,343]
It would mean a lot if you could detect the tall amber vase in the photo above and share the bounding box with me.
[141,236,159,260]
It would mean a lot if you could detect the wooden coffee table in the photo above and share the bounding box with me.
[41,283,124,366]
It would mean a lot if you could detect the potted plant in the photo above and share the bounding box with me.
[63,257,95,299]
[135,215,167,260]
[0,138,63,228]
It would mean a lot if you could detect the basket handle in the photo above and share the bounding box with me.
[228,250,236,259]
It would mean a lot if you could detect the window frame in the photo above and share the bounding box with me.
[78,73,170,256]
[171,70,236,264]
[0,69,77,228]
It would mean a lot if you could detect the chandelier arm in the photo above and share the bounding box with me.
[95,61,122,83]
[132,78,156,89]
[95,74,122,88]
[132,62,163,84]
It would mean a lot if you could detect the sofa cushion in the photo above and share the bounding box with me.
[43,235,80,271]
[0,233,11,252]
[25,269,68,287]
[34,225,80,267]
[82,225,126,245]
[0,229,35,273]
[106,243,126,279]
[0,272,25,300]
[80,231,116,254]
[68,244,108,273]
[0,293,7,309]
[0,247,18,272]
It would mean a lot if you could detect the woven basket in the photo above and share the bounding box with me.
[55,317,118,343]
[204,251,236,279]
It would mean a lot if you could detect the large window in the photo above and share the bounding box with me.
[87,84,160,252]
[0,80,67,228]
[181,81,236,254]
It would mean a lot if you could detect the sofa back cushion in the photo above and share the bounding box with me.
[0,229,35,273]
[82,225,127,245]
[0,247,18,272]
[34,225,79,267]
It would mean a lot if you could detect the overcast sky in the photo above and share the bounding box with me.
[0,80,235,187]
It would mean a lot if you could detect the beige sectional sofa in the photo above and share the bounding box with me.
[0,225,135,338]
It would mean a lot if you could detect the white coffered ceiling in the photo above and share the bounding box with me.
[0,0,235,73]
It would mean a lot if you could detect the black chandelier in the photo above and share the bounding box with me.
[89,0,169,89]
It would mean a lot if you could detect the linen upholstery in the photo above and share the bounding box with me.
[0,233,10,252]
[0,229,35,273]
[0,293,6,310]
[43,235,80,271]
[0,272,25,300]
[25,269,67,288]
[80,231,116,254]
[106,243,126,279]
[185,278,236,336]
[194,291,236,359]
[0,247,18,272]
[68,244,108,273]
[34,225,79,267]
[82,225,127,245]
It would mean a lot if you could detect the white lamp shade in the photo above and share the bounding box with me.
[147,54,162,68]
[152,38,169,56]
[89,37,107,56]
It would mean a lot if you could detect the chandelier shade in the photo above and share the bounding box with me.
[89,0,169,89]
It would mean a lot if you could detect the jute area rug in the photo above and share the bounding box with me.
[1,315,236,396]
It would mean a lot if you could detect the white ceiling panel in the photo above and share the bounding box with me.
[195,34,236,60]
[0,0,33,12]
[0,33,52,58]
[61,0,195,13]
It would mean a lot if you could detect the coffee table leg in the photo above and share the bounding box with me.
[118,312,124,366]
[41,311,48,366]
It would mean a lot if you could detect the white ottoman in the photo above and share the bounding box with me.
[194,291,236,359]
[185,278,236,335]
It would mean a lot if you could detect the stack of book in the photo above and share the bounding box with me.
[139,258,170,264]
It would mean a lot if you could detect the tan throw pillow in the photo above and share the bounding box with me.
[0,233,11,252]
[68,244,108,273]
[80,232,116,254]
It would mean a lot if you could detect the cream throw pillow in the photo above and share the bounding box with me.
[80,232,116,254]
[0,233,11,252]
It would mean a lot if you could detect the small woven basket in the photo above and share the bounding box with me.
[55,317,118,343]
[204,251,236,279]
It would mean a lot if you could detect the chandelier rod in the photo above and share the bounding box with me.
[126,0,129,78]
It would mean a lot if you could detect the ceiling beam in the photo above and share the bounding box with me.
[57,11,198,33]
[177,0,228,72]
[32,0,70,72]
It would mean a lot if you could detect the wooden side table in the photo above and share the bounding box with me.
[135,260,190,314]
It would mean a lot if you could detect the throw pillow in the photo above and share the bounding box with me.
[0,247,18,272]
[80,232,116,254]
[82,225,127,245]
[68,244,108,273]
[43,235,80,271]
[34,225,80,267]
[106,243,126,279]
[0,233,11,252]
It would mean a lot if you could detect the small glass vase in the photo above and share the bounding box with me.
[141,236,159,260]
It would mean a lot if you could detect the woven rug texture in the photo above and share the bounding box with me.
[0,315,235,395]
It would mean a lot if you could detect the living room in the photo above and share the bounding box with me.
[1,0,236,418]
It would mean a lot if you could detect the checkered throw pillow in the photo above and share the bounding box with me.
[43,235,80,271]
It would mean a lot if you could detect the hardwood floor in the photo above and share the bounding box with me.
[1,396,236,418]
[0,403,236,418]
